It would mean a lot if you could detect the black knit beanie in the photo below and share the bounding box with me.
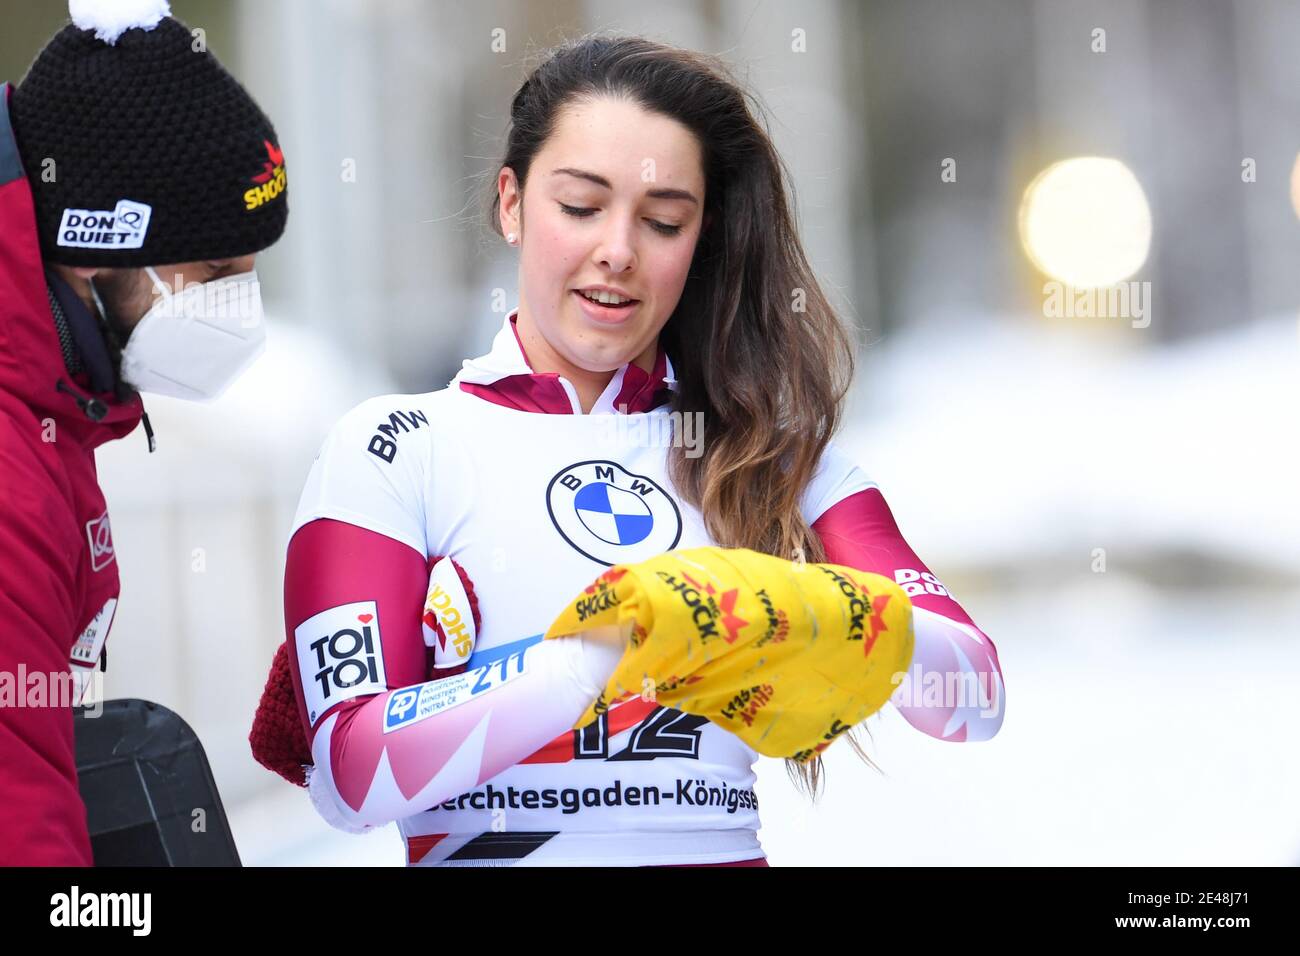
[9,3,288,267]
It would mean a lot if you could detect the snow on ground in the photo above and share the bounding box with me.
[841,312,1300,574]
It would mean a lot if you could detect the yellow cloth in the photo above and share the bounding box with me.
[543,547,915,763]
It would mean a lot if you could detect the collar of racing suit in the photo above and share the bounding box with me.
[0,82,145,451]
[453,307,677,415]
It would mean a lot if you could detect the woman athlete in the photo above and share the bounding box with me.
[265,34,1006,867]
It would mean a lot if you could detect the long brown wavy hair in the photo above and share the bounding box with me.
[486,32,879,799]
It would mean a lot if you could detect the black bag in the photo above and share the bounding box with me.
[74,698,241,866]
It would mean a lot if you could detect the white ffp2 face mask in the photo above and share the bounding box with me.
[114,266,267,402]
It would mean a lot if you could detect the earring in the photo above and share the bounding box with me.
[506,232,518,245]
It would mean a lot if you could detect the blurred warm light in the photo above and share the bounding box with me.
[1290,153,1300,221]
[1018,157,1152,288]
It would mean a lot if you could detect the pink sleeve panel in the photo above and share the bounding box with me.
[811,488,1005,742]
[284,519,604,828]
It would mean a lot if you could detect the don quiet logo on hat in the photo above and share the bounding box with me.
[56,199,152,250]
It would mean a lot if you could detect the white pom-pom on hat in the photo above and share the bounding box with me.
[69,0,172,45]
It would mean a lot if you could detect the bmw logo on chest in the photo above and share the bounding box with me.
[546,460,683,566]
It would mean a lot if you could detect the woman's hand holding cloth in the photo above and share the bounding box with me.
[544,547,915,763]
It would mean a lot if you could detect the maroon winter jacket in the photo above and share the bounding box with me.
[0,82,144,865]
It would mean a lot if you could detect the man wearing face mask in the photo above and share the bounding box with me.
[0,0,287,865]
